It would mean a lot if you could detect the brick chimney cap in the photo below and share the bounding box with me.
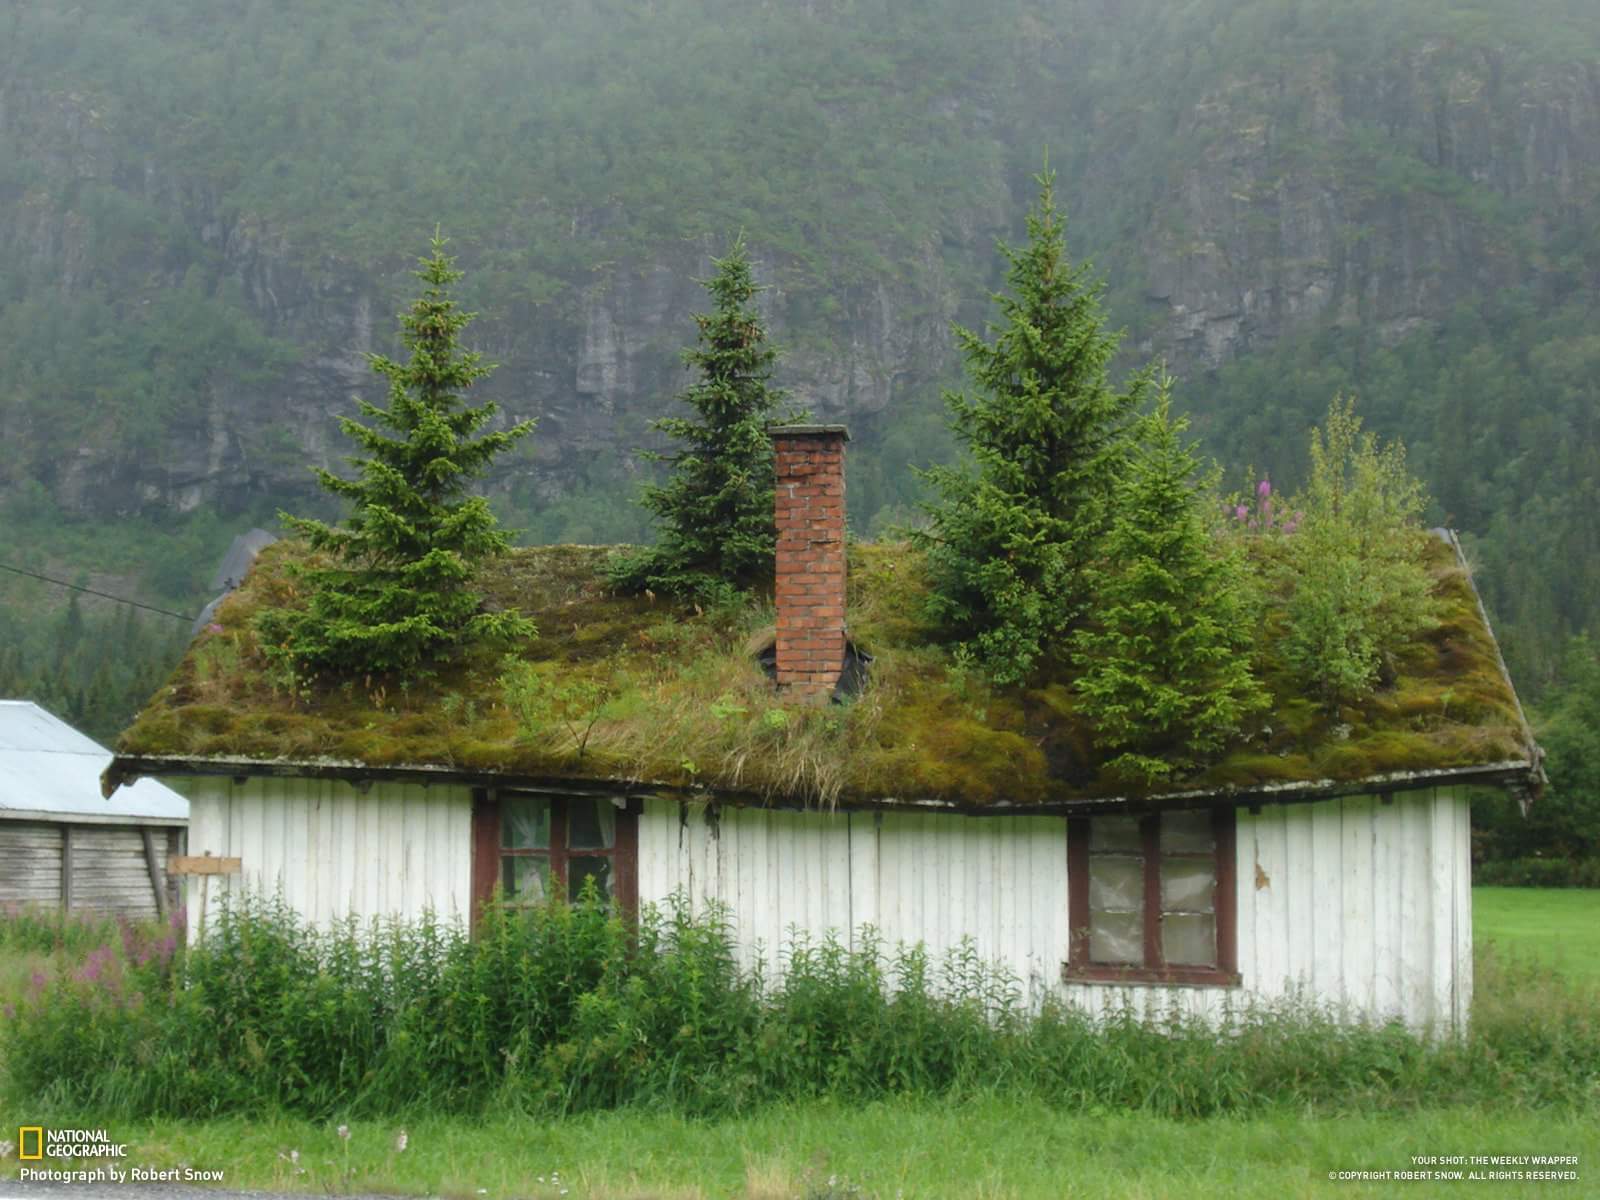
[769,424,850,441]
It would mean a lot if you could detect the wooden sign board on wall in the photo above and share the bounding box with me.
[168,855,242,876]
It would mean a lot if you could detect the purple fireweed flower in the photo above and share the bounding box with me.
[1257,478,1271,499]
[1234,504,1249,521]
[206,623,224,635]
[75,944,117,986]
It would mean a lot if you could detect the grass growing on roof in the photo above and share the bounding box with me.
[115,536,1531,807]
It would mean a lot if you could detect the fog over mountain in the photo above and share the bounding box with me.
[2,0,1597,734]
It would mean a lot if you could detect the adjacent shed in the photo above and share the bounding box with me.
[1,701,188,919]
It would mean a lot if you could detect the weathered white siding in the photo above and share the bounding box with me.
[1236,786,1472,1030]
[181,777,473,937]
[177,775,1472,1030]
[639,786,1472,1030]
[639,803,1070,1001]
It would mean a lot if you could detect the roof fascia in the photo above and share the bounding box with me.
[105,753,1537,816]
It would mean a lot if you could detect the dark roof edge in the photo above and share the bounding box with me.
[769,424,850,439]
[1434,528,1546,807]
[104,753,1540,816]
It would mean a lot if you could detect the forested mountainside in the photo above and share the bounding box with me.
[1,0,1597,741]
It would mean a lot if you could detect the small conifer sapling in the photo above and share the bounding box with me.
[259,235,534,678]
[609,235,796,604]
[1069,388,1267,784]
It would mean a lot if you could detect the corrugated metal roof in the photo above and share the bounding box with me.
[0,701,187,824]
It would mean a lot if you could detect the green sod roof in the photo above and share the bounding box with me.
[109,535,1541,810]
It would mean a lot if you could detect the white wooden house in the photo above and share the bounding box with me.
[103,428,1542,1031]
[1,700,187,919]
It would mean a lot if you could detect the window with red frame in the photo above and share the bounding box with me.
[471,791,638,927]
[1065,807,1238,986]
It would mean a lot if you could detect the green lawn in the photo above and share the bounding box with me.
[1473,885,1600,983]
[3,1102,1593,1200]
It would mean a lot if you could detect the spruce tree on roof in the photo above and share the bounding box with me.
[914,165,1149,684]
[259,235,534,677]
[1069,389,1267,784]
[609,235,794,603]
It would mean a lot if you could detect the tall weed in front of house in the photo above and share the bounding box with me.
[4,899,1597,1120]
[0,903,154,957]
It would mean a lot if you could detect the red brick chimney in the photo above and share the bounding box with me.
[772,424,849,702]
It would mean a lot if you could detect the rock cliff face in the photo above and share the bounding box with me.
[1131,47,1600,367]
[2,28,1595,522]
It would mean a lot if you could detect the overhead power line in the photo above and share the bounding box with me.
[0,561,198,623]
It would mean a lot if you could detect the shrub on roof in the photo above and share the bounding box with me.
[1281,397,1439,707]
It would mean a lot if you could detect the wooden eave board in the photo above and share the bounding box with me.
[104,751,1537,817]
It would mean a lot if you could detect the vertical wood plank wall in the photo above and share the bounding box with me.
[1236,787,1471,1029]
[176,778,1473,1029]
[181,777,474,937]
[638,786,1473,1029]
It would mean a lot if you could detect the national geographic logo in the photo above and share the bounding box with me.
[15,1126,128,1159]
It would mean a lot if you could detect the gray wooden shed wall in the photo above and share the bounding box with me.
[0,820,181,919]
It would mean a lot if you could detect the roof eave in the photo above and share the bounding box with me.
[104,752,1541,816]
[0,806,188,828]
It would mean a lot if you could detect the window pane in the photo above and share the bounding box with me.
[1090,815,1142,853]
[1089,910,1143,964]
[568,855,614,904]
[1160,810,1214,853]
[1089,855,1144,912]
[1161,858,1215,913]
[503,797,551,849]
[1163,913,1217,966]
[568,798,617,850]
[503,855,550,904]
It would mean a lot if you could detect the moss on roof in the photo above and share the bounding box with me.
[115,537,1535,807]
